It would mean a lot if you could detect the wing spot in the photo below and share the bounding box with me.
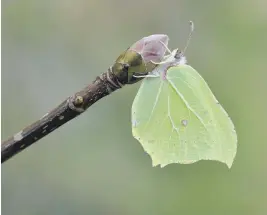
[181,119,188,127]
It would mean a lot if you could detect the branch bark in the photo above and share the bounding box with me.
[1,68,126,163]
[1,34,169,163]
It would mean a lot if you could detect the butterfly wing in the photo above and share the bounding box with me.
[166,65,237,167]
[132,75,174,167]
[132,64,237,168]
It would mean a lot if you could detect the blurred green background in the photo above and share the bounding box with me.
[2,0,267,214]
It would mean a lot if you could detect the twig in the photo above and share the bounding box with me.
[1,34,169,163]
[1,67,128,163]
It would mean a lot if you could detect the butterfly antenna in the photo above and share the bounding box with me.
[183,21,194,54]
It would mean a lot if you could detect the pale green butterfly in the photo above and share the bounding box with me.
[132,22,237,168]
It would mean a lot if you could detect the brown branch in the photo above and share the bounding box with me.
[1,34,169,163]
[1,67,128,163]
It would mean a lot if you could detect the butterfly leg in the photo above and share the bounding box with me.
[150,60,168,65]
[159,40,172,54]
[133,72,159,78]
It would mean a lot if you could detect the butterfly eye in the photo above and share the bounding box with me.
[174,50,183,59]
